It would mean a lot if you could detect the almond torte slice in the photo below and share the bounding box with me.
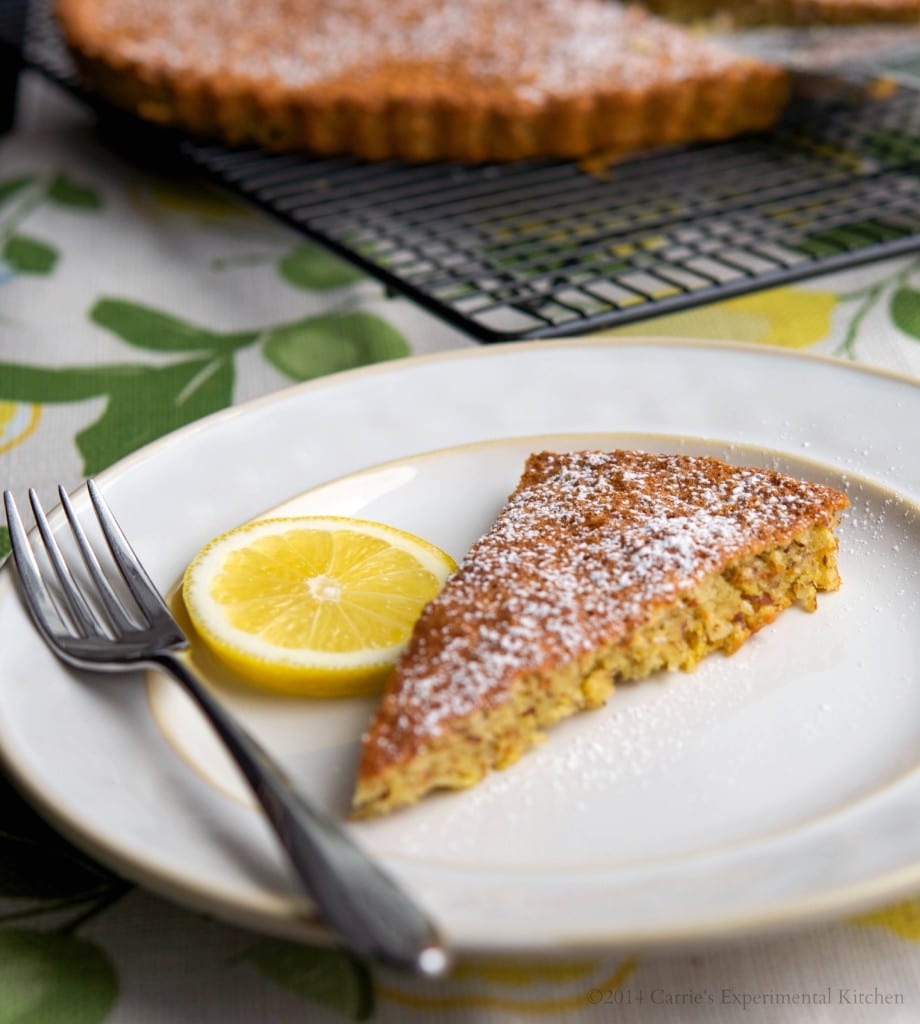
[56,0,789,162]
[353,450,848,817]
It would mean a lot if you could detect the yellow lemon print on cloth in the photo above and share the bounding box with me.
[127,175,258,227]
[378,956,637,1014]
[0,402,40,454]
[604,287,837,350]
[852,899,920,942]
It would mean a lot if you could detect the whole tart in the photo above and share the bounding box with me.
[353,450,848,817]
[55,0,789,162]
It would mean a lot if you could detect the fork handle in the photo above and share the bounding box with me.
[153,650,449,977]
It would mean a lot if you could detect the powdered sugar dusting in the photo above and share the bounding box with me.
[380,660,761,859]
[362,450,847,769]
[88,0,756,99]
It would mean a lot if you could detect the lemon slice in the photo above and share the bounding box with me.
[182,516,456,696]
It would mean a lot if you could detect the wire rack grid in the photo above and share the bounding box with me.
[1,0,918,342]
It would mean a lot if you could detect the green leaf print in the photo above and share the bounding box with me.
[0,297,407,477]
[76,356,235,474]
[0,355,235,475]
[0,363,123,403]
[0,527,8,563]
[46,175,103,211]
[245,940,373,1021]
[263,312,409,381]
[891,286,920,340]
[91,299,258,354]
[2,235,58,275]
[278,245,365,291]
[864,129,920,165]
[0,177,35,208]
[0,930,117,1024]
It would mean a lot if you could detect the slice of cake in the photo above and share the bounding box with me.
[353,450,848,817]
[56,0,789,162]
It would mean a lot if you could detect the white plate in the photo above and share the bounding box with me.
[2,338,920,956]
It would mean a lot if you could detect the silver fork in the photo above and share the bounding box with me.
[3,480,449,977]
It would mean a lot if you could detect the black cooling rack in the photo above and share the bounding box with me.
[2,0,919,341]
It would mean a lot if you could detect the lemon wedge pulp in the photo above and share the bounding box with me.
[182,516,456,696]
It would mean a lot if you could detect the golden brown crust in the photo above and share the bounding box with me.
[353,450,848,814]
[55,0,789,162]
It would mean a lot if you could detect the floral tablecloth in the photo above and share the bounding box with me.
[2,72,920,1024]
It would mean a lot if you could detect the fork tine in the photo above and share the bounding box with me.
[4,491,57,633]
[58,485,138,634]
[28,489,105,638]
[3,491,69,642]
[86,479,173,624]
